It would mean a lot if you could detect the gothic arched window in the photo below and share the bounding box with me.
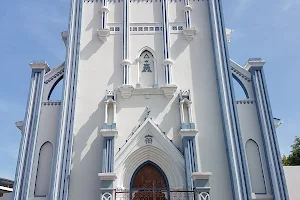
[139,50,155,88]
[246,139,266,194]
[34,142,53,197]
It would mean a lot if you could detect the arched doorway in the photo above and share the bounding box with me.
[130,161,169,200]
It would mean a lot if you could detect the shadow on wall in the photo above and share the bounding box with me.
[117,95,182,151]
[80,3,103,61]
[69,99,105,200]
[188,16,234,199]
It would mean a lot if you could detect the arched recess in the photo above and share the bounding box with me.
[245,139,266,194]
[130,161,169,190]
[34,141,54,197]
[232,74,249,99]
[136,47,157,88]
[48,76,63,100]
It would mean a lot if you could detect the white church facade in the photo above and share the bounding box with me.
[12,0,289,200]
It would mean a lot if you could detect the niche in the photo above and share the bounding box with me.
[34,142,53,197]
[136,48,157,88]
[179,90,195,129]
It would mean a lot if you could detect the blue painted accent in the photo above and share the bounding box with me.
[232,73,249,99]
[130,161,169,190]
[180,123,196,130]
[49,0,83,199]
[183,137,198,190]
[12,68,46,200]
[207,0,252,199]
[102,137,115,173]
[251,69,289,200]
[103,123,117,130]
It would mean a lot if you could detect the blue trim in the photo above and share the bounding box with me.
[232,73,249,99]
[182,137,198,190]
[12,68,46,200]
[207,0,251,199]
[49,0,83,199]
[251,69,289,200]
[130,161,170,190]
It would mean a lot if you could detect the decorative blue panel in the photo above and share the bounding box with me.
[183,137,198,190]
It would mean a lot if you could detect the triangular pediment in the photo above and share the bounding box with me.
[115,117,184,170]
[114,117,185,189]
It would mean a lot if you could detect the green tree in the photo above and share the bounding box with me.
[282,136,300,166]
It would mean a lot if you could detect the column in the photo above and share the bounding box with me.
[50,0,83,199]
[207,0,251,199]
[246,59,289,200]
[12,62,49,200]
[162,0,173,85]
[183,0,191,28]
[183,137,198,190]
[101,0,108,29]
[122,0,130,85]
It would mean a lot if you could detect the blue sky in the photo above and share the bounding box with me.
[0,0,299,180]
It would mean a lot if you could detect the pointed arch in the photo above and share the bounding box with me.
[137,46,157,59]
[136,47,158,88]
[245,139,266,194]
[34,141,54,197]
[232,74,249,99]
[130,161,169,189]
[47,76,63,100]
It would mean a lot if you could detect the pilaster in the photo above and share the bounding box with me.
[161,0,173,85]
[49,0,83,199]
[247,58,289,200]
[207,0,251,199]
[12,61,49,200]
[182,136,198,190]
[121,0,131,86]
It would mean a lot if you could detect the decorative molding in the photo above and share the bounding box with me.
[98,173,117,180]
[182,28,197,41]
[231,66,251,82]
[245,58,266,71]
[118,85,134,100]
[192,172,212,180]
[145,134,153,144]
[179,129,198,138]
[42,101,62,106]
[251,193,273,200]
[100,6,109,13]
[161,85,177,99]
[162,58,173,66]
[101,192,113,200]
[183,5,192,11]
[121,59,131,66]
[100,129,118,137]
[61,31,68,47]
[44,63,64,84]
[15,121,24,131]
[236,100,255,104]
[97,29,110,42]
[29,61,50,72]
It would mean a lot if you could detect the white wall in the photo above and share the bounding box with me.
[29,103,61,200]
[68,1,235,200]
[284,166,300,200]
[0,193,12,200]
